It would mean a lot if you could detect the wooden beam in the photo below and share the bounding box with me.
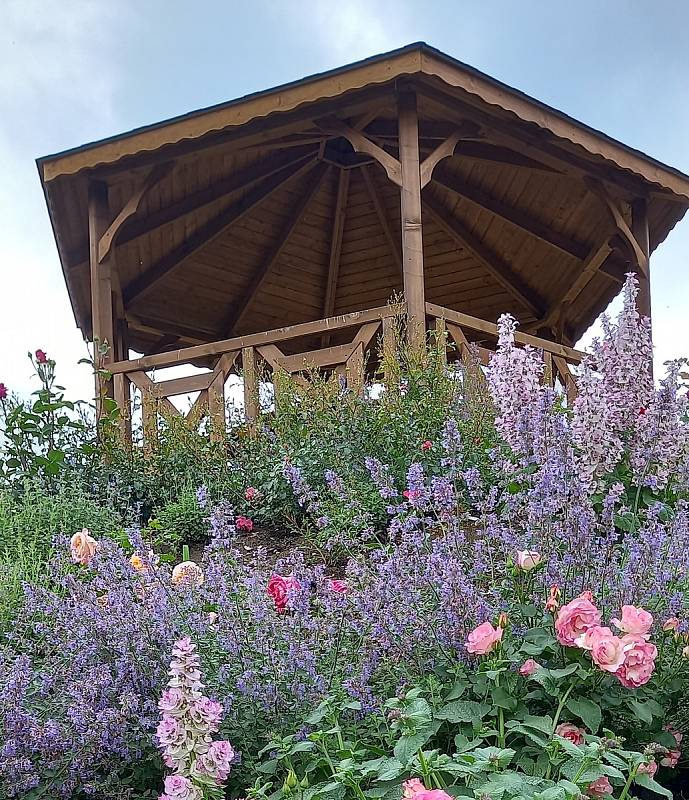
[88,180,116,415]
[419,129,464,188]
[317,116,402,186]
[129,371,182,418]
[423,191,544,318]
[126,313,212,345]
[321,169,350,346]
[425,302,586,363]
[398,90,426,352]
[98,162,173,263]
[123,157,318,306]
[361,165,403,275]
[586,179,649,275]
[242,347,258,421]
[222,162,329,334]
[149,372,213,398]
[431,165,590,261]
[632,197,652,322]
[109,305,395,374]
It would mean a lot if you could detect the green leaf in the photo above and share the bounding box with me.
[491,686,517,711]
[566,696,602,734]
[635,774,673,798]
[445,680,469,701]
[435,700,490,723]
[628,698,655,725]
[393,726,435,763]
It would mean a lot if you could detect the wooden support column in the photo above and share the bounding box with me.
[88,181,116,420]
[397,90,426,353]
[242,346,258,422]
[208,371,226,442]
[632,197,652,323]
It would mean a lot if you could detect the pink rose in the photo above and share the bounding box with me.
[267,574,300,613]
[329,579,347,593]
[638,760,658,777]
[586,777,613,798]
[0,383,7,400]
[70,528,99,566]
[403,489,421,501]
[577,626,626,673]
[555,595,602,646]
[515,550,542,571]
[402,778,426,799]
[545,585,561,612]
[421,440,433,451]
[236,516,253,532]
[245,487,258,501]
[555,723,585,745]
[35,349,48,364]
[663,617,680,632]
[171,561,204,588]
[415,792,453,800]
[465,621,503,655]
[661,749,681,768]
[616,635,657,688]
[519,658,541,676]
[611,605,653,637]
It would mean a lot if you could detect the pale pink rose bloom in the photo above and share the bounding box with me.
[611,605,653,637]
[402,778,426,799]
[661,749,681,768]
[171,561,204,588]
[683,645,689,659]
[208,611,218,626]
[663,617,680,632]
[616,635,657,688]
[555,723,585,745]
[515,550,542,571]
[576,626,626,673]
[70,528,99,566]
[519,658,541,676]
[637,760,658,777]
[414,792,453,800]
[465,621,503,655]
[586,776,613,798]
[555,595,602,646]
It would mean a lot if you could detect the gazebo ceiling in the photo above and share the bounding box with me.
[37,43,689,355]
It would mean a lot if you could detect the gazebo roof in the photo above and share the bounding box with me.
[37,42,689,353]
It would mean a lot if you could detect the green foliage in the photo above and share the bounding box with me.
[0,540,45,632]
[147,484,208,553]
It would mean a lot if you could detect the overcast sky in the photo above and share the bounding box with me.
[1,0,688,401]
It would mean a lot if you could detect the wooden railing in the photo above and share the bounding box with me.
[108,303,586,448]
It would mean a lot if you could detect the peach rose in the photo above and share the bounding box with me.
[577,626,626,673]
[130,554,145,571]
[555,723,585,745]
[519,658,541,676]
[515,550,542,571]
[555,594,602,646]
[586,777,612,798]
[171,561,204,588]
[70,528,99,566]
[616,635,657,688]
[465,621,503,655]
[611,605,653,637]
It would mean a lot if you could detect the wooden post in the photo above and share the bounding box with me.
[397,90,426,353]
[141,391,158,454]
[208,371,226,442]
[631,197,651,323]
[242,346,258,422]
[88,181,116,420]
[346,342,364,395]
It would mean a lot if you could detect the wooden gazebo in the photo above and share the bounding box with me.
[37,43,689,441]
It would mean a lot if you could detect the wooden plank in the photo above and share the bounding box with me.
[317,116,402,186]
[431,165,590,261]
[398,90,426,352]
[242,346,258,420]
[321,168,350,345]
[346,342,365,394]
[128,371,182,417]
[632,197,652,321]
[113,373,131,445]
[110,305,394,374]
[222,163,329,333]
[88,180,115,415]
[425,302,586,363]
[553,355,577,404]
[207,371,226,442]
[278,343,356,372]
[445,321,471,362]
[423,192,544,318]
[186,389,209,428]
[123,157,318,305]
[361,165,403,275]
[149,372,213,398]
[98,162,173,263]
[351,320,382,350]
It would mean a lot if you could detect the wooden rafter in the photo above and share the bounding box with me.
[585,178,649,275]
[123,157,318,306]
[321,169,350,345]
[98,162,173,263]
[222,163,330,335]
[361,165,402,275]
[423,190,544,318]
[431,165,590,261]
[419,129,464,188]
